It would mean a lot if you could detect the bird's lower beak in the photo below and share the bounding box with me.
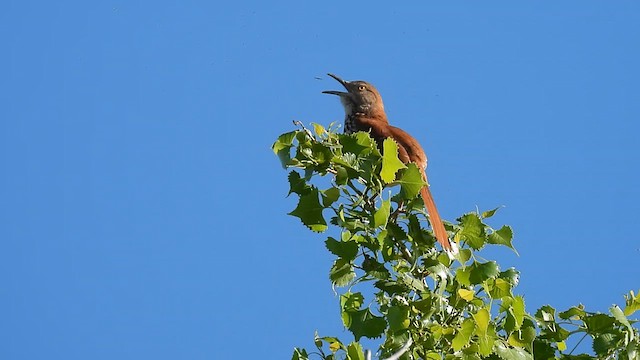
[322,73,349,96]
[322,90,349,96]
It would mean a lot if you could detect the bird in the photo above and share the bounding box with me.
[322,73,455,252]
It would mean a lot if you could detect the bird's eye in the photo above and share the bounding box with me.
[358,85,366,91]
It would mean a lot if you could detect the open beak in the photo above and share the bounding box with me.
[322,73,350,96]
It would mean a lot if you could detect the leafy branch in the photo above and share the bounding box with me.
[274,123,640,360]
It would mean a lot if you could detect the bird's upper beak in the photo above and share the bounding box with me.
[322,73,350,96]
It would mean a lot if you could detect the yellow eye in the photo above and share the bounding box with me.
[358,85,366,91]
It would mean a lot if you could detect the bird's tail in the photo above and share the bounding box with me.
[419,183,455,253]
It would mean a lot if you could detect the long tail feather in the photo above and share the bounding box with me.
[420,182,453,252]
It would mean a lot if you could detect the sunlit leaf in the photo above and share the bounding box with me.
[452,318,475,351]
[341,292,364,312]
[318,336,343,353]
[478,323,497,356]
[488,278,512,299]
[397,163,426,199]
[610,305,633,333]
[272,130,297,153]
[558,305,586,320]
[346,342,365,360]
[458,289,475,301]
[291,347,309,360]
[507,325,536,350]
[482,207,501,219]
[330,258,355,286]
[273,130,298,167]
[380,138,407,183]
[469,261,500,284]
[494,341,533,360]
[458,213,487,250]
[488,225,515,250]
[474,308,490,335]
[339,132,377,157]
[624,290,640,316]
[312,123,327,136]
[499,268,520,286]
[512,296,526,330]
[373,199,391,228]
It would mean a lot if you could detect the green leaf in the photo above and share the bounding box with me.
[507,325,536,350]
[456,267,472,286]
[325,237,358,261]
[458,213,487,250]
[499,268,521,286]
[532,340,556,360]
[412,297,437,319]
[474,308,491,335]
[346,342,365,360]
[610,305,633,333]
[318,336,344,353]
[458,289,475,301]
[423,258,449,281]
[311,142,334,168]
[592,333,616,356]
[361,256,390,280]
[397,163,426,199]
[584,313,616,333]
[387,305,410,332]
[312,123,327,136]
[457,248,473,264]
[342,308,386,340]
[478,324,497,356]
[273,130,297,153]
[469,261,500,284]
[288,187,327,232]
[380,138,407,183]
[288,171,311,195]
[341,292,364,312]
[512,296,526,330]
[292,347,309,360]
[488,225,515,250]
[488,278,512,299]
[321,187,340,207]
[373,199,391,227]
[624,290,640,316]
[330,258,355,286]
[482,207,501,219]
[424,352,442,360]
[375,279,410,296]
[558,305,586,320]
[273,130,297,167]
[339,132,377,157]
[452,318,476,351]
[494,341,533,360]
[535,305,556,323]
[335,166,349,185]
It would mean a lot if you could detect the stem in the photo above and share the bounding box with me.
[568,332,589,355]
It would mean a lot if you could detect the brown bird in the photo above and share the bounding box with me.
[323,73,455,252]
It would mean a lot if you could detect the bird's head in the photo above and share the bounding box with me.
[322,73,385,116]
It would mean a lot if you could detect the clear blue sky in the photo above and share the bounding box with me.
[2,1,639,359]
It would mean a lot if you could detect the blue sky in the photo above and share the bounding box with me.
[1,1,639,359]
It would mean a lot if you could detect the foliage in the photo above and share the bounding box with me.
[273,122,640,360]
